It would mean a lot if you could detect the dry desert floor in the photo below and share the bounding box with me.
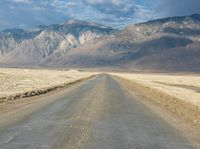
[0,68,97,101]
[111,72,200,129]
[111,72,200,107]
[0,69,199,148]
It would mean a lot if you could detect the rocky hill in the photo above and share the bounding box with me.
[1,14,200,72]
[47,14,200,71]
[0,20,113,66]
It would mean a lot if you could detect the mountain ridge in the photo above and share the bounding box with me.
[0,19,114,66]
[0,14,200,72]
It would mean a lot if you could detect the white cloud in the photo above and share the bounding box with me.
[85,0,121,5]
[9,0,31,3]
[0,0,160,30]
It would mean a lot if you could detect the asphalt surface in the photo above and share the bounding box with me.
[0,75,196,149]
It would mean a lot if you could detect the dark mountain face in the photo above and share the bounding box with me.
[0,15,200,72]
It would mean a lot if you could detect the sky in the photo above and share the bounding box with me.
[0,0,200,30]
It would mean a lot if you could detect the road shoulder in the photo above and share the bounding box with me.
[113,76,200,148]
[0,76,96,128]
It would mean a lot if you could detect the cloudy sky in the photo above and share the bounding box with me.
[0,0,200,30]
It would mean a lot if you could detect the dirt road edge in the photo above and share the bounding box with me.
[0,75,96,104]
[114,76,200,129]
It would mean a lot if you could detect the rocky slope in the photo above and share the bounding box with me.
[48,14,200,71]
[0,20,113,66]
[1,14,200,71]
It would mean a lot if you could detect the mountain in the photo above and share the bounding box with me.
[46,14,200,72]
[0,14,200,72]
[0,19,113,66]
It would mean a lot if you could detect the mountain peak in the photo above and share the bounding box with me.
[63,19,98,27]
[64,19,86,25]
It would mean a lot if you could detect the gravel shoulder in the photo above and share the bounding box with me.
[114,76,200,147]
[110,73,200,107]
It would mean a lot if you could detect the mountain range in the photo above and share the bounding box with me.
[0,14,200,72]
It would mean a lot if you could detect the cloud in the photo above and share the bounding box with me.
[1,0,199,30]
[157,0,200,17]
[80,0,156,27]
[83,0,135,18]
[84,0,121,5]
[0,0,67,30]
[0,0,156,30]
[7,0,31,3]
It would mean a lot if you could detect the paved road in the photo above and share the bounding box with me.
[0,75,196,149]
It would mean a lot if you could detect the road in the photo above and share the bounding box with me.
[0,75,197,149]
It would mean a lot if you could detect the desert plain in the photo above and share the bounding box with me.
[0,68,200,148]
[111,72,200,107]
[0,68,97,102]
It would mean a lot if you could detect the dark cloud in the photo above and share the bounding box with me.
[157,0,200,17]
